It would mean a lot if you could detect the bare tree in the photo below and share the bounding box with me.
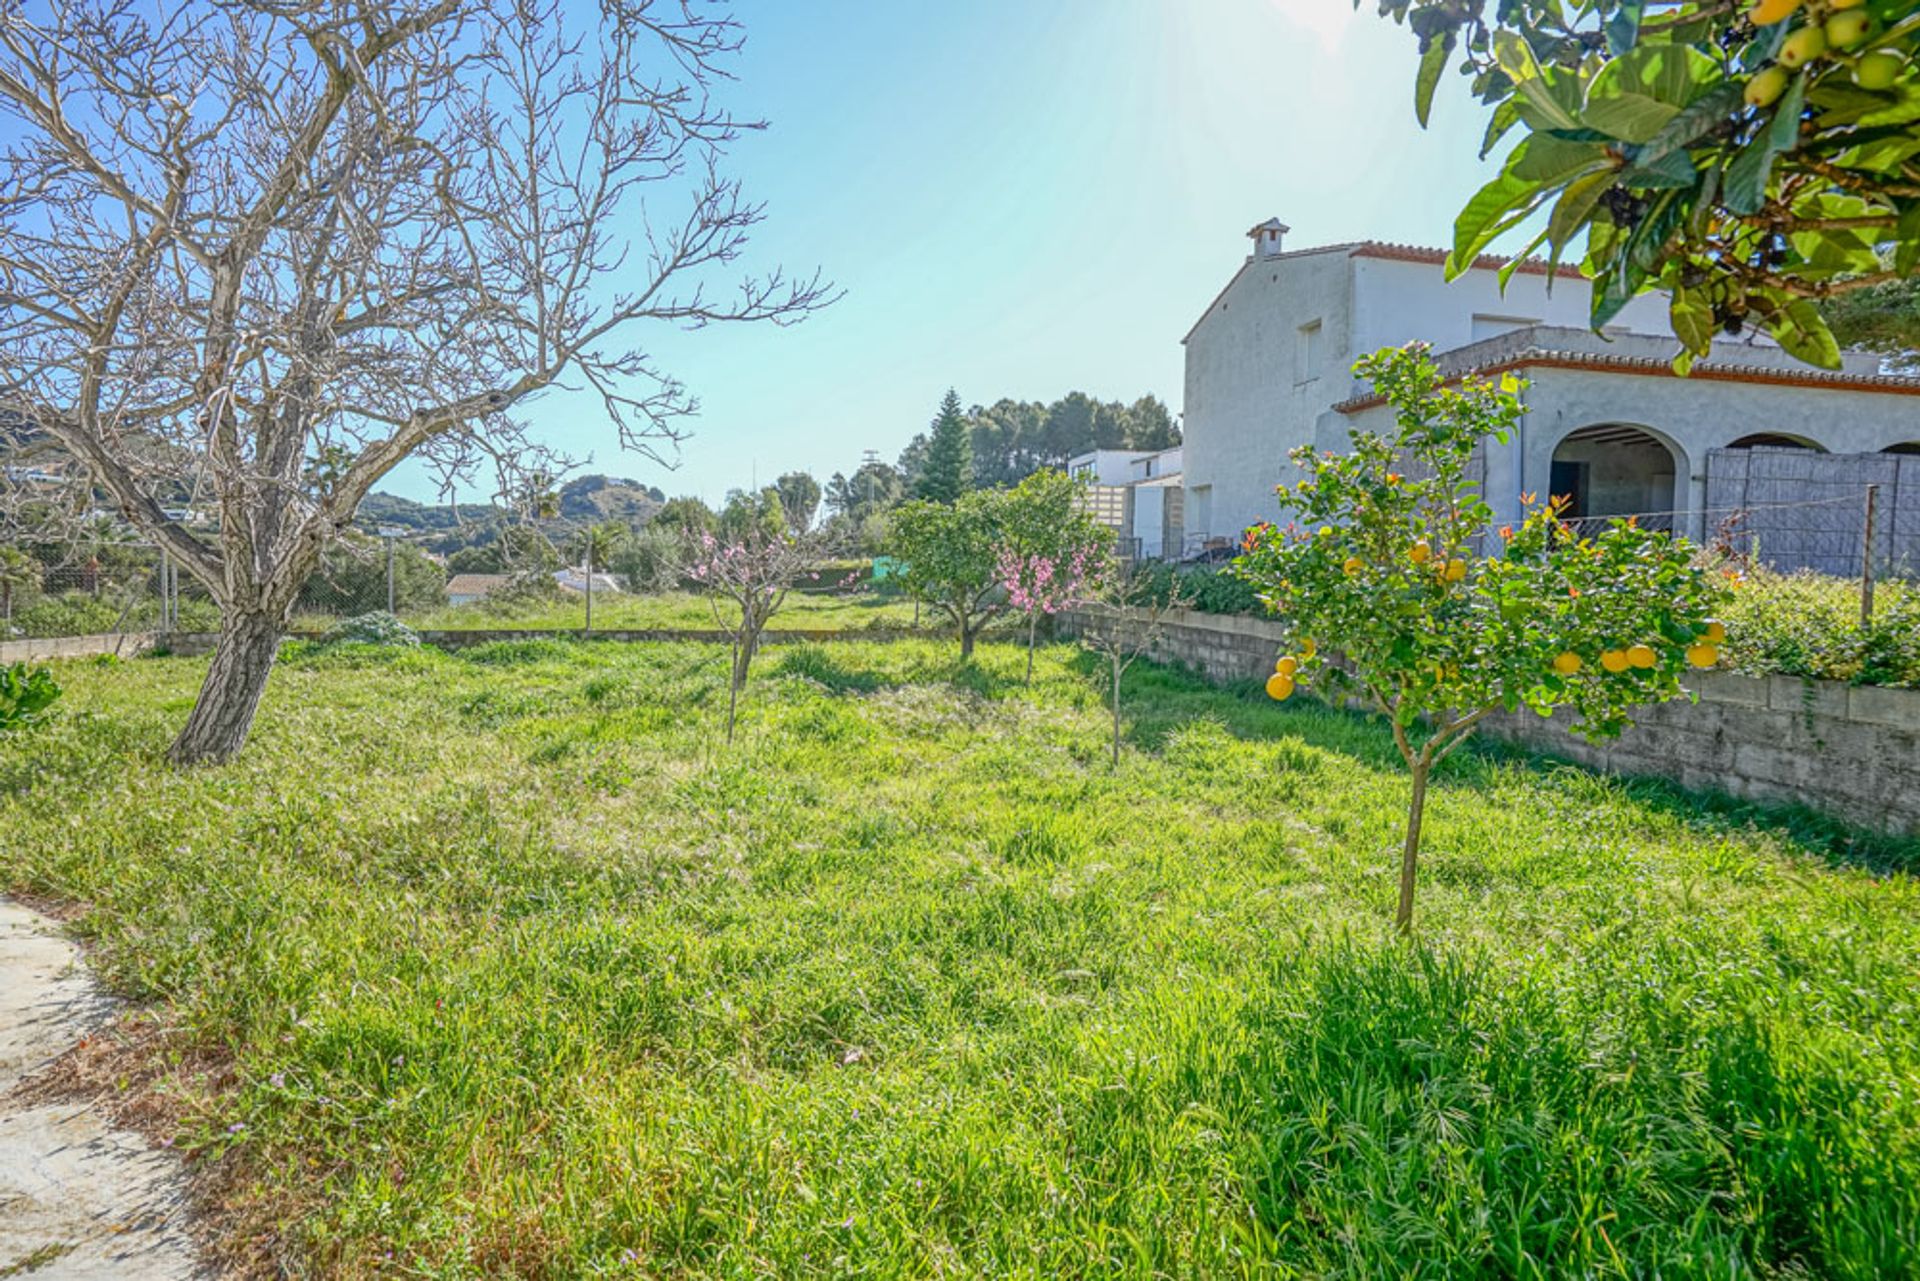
[0,0,831,762]
[1074,562,1187,768]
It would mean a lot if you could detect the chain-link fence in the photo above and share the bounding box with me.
[0,541,192,641]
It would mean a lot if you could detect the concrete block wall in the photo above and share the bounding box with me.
[1058,607,1920,837]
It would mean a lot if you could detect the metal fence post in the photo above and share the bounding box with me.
[1861,483,1879,627]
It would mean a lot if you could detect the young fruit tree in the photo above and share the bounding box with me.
[1073,559,1188,768]
[1234,344,1730,934]
[1368,0,1920,369]
[685,526,825,744]
[0,0,828,764]
[993,469,1111,684]
[889,488,1010,660]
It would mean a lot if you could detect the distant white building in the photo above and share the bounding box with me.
[1180,220,1920,555]
[1068,447,1184,559]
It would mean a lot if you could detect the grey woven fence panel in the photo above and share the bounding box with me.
[1703,447,1912,578]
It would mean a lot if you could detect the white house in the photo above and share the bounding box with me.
[1180,220,1920,556]
[1067,447,1185,559]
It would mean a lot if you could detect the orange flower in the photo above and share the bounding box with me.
[1520,491,1537,507]
[1499,525,1514,541]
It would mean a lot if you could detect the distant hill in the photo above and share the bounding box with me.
[558,475,665,523]
[356,476,667,556]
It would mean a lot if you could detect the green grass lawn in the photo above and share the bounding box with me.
[4,638,1919,1277]
[374,588,925,635]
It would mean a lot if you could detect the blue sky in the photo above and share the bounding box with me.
[388,1,1508,507]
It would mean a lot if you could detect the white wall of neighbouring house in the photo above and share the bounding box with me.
[1181,247,1356,547]
[1347,256,1673,359]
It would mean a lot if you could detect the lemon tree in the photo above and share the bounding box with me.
[1371,0,1920,370]
[1235,345,1729,933]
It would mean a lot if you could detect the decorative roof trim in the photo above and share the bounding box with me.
[1330,348,1920,413]
[1348,241,1562,278]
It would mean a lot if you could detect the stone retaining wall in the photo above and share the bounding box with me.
[1058,607,1920,837]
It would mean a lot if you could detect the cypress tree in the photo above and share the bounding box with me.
[914,389,973,503]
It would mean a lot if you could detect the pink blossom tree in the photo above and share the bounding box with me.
[685,528,829,744]
[997,543,1102,685]
[992,470,1113,684]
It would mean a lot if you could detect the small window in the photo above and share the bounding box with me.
[1297,320,1323,383]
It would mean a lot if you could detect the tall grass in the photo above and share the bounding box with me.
[1,639,1916,1276]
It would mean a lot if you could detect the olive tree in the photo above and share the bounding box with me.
[1235,345,1729,933]
[0,0,828,763]
[1370,0,1920,368]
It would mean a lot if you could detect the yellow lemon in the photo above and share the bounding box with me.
[1749,0,1801,24]
[1686,644,1721,669]
[1301,637,1318,659]
[1343,556,1365,576]
[1409,540,1432,564]
[1600,649,1630,674]
[1275,654,1299,677]
[1627,644,1657,669]
[1552,651,1583,676]
[1703,620,1726,644]
[1265,673,1296,702]
[1444,558,1468,583]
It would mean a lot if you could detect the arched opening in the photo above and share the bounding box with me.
[1884,441,1920,456]
[1549,424,1682,531]
[1727,432,1826,451]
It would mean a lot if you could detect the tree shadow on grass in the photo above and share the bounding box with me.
[774,642,1030,702]
[1465,731,1920,877]
[1068,649,1919,878]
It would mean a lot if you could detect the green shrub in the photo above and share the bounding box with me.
[1722,570,1919,688]
[318,611,421,648]
[1137,564,1262,616]
[0,662,60,732]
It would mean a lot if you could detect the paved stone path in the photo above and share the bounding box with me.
[0,899,202,1279]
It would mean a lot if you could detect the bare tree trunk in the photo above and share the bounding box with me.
[959,617,974,661]
[169,609,285,766]
[1395,758,1431,935]
[725,630,757,745]
[1026,612,1037,685]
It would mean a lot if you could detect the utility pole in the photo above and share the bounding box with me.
[379,525,405,616]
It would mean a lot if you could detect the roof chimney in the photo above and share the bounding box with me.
[1248,217,1290,260]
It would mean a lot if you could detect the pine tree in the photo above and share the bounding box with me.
[914,389,973,504]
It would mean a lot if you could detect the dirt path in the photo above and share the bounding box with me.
[0,898,202,1279]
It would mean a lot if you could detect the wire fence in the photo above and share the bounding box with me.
[0,535,886,642]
